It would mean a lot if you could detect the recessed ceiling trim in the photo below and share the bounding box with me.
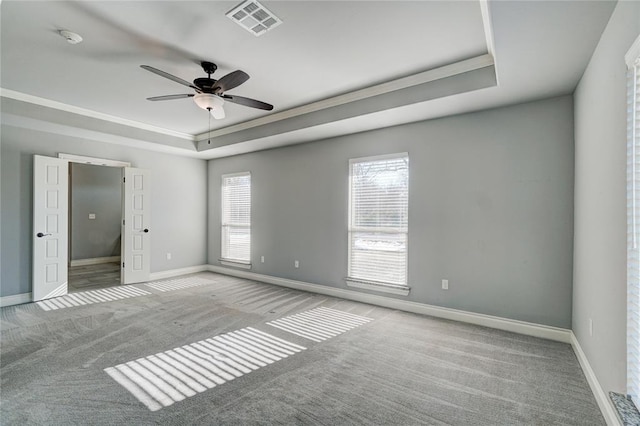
[196,54,495,141]
[0,88,195,141]
[479,0,498,83]
[2,112,202,158]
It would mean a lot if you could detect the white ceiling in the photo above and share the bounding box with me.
[0,1,616,159]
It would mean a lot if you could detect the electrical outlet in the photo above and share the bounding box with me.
[589,318,593,336]
[294,260,299,268]
[166,253,172,260]
[88,213,96,220]
[261,256,265,263]
[442,279,449,290]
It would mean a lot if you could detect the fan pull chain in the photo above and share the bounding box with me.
[208,109,211,144]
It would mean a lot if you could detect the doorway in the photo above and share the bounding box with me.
[32,153,151,302]
[68,163,122,293]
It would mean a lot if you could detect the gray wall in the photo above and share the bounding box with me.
[1,124,208,298]
[70,163,122,261]
[573,1,640,394]
[208,96,575,328]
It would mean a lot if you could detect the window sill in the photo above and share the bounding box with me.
[345,278,410,296]
[219,259,252,270]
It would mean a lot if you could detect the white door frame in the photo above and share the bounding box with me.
[60,155,152,285]
[32,153,141,301]
[63,154,131,271]
[59,153,131,168]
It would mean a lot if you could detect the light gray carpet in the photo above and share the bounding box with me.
[1,272,604,425]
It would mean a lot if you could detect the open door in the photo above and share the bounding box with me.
[121,167,150,284]
[32,155,69,301]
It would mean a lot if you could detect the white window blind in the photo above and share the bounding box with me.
[348,153,409,287]
[628,39,640,402]
[221,172,251,263]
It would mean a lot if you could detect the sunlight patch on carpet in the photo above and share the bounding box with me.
[105,327,306,411]
[266,307,373,342]
[36,286,151,311]
[145,277,215,292]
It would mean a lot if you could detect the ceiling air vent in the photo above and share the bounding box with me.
[226,0,282,37]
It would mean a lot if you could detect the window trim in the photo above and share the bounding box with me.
[625,35,640,69]
[220,171,251,267]
[627,34,640,408]
[346,152,410,295]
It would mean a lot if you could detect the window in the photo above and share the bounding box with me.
[347,153,409,295]
[627,36,640,403]
[221,172,251,266]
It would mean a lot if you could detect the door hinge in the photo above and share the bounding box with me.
[122,262,125,268]
[122,219,125,226]
[123,177,126,183]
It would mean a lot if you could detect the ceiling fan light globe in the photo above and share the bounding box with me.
[194,93,224,111]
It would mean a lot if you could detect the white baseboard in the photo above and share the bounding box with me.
[70,256,120,267]
[570,332,621,426]
[206,265,572,343]
[149,265,209,281]
[0,292,32,307]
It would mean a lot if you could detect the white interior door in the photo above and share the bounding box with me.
[32,155,69,301]
[122,167,151,284]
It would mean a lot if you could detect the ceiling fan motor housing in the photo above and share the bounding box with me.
[196,62,219,93]
[194,77,217,92]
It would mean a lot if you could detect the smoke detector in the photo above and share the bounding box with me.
[226,0,282,37]
[59,30,83,45]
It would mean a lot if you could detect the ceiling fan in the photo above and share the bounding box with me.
[140,61,273,119]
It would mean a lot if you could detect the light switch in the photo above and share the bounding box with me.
[88,213,96,220]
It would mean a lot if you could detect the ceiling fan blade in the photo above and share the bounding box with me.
[213,70,249,93]
[222,94,273,111]
[140,65,199,91]
[210,106,226,120]
[146,94,194,101]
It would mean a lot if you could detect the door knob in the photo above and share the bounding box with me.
[143,229,149,233]
[36,232,51,238]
